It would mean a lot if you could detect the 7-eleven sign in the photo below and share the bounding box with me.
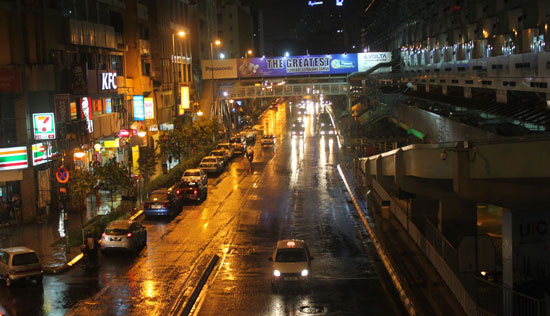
[33,113,56,140]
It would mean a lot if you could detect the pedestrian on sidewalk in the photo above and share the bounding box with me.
[0,197,9,224]
[11,193,22,223]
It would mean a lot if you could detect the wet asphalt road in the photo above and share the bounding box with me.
[0,100,403,316]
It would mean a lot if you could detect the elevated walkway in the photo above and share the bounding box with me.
[357,137,550,209]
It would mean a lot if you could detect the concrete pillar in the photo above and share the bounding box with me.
[502,208,550,291]
[442,85,448,95]
[20,168,37,222]
[464,87,472,99]
[496,89,508,103]
[438,197,477,248]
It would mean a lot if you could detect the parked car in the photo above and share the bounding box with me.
[269,240,313,289]
[209,149,229,166]
[261,135,276,147]
[174,180,207,202]
[100,220,147,254]
[199,156,224,174]
[229,136,247,154]
[144,189,180,218]
[0,247,43,287]
[182,168,207,185]
[216,142,235,159]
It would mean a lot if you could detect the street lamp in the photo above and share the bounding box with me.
[245,49,253,58]
[210,39,222,108]
[172,31,188,114]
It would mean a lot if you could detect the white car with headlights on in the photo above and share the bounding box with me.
[268,239,313,289]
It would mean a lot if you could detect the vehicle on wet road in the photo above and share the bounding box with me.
[291,125,305,137]
[0,247,43,287]
[144,189,180,218]
[209,149,229,166]
[229,136,247,154]
[216,142,235,159]
[260,135,276,147]
[199,156,224,175]
[174,180,207,202]
[269,240,313,289]
[292,119,305,129]
[100,220,147,254]
[181,168,207,185]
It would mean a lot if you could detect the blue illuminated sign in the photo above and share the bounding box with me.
[133,95,145,121]
[308,1,323,6]
[336,0,343,6]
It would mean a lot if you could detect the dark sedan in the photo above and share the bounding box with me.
[144,189,180,218]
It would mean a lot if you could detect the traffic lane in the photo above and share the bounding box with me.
[65,143,270,315]
[196,116,402,315]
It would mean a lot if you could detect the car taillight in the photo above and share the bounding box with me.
[127,232,132,238]
[193,189,198,194]
[102,232,106,238]
[144,202,151,208]
[176,190,181,194]
[163,202,169,207]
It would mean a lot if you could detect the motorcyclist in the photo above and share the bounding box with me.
[82,232,99,268]
[246,147,254,163]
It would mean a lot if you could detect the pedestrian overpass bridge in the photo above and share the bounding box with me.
[218,79,350,100]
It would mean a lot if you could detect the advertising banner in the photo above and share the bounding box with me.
[180,86,190,114]
[357,52,391,72]
[201,59,238,79]
[235,54,358,78]
[133,95,145,121]
[71,63,88,95]
[0,146,28,171]
[33,113,56,140]
[81,97,93,133]
[32,142,55,166]
[0,69,22,93]
[144,97,154,119]
[54,94,70,122]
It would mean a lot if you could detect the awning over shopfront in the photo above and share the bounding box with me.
[0,170,23,182]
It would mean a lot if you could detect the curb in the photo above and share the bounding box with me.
[169,254,220,316]
[337,164,417,316]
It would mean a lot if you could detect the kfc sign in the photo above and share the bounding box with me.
[101,72,118,91]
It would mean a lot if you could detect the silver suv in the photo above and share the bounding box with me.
[0,247,43,287]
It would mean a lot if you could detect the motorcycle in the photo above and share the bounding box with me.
[246,150,254,163]
[81,244,100,272]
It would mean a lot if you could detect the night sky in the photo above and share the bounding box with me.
[241,0,365,56]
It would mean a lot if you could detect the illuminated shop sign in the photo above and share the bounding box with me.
[179,86,190,115]
[32,142,55,166]
[144,97,154,119]
[101,72,118,91]
[0,146,28,171]
[33,113,56,140]
[308,1,323,6]
[105,98,112,113]
[336,0,343,6]
[133,95,145,121]
[81,97,94,133]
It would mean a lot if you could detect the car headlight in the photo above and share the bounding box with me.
[329,130,334,134]
[301,269,309,277]
[321,123,325,126]
[320,131,325,135]
[273,270,281,277]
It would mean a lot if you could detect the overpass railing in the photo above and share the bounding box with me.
[220,82,349,99]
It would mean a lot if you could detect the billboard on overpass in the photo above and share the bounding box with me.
[201,52,390,79]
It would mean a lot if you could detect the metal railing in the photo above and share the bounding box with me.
[220,82,350,100]
[385,189,547,316]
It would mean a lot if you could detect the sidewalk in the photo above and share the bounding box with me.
[0,193,120,274]
[0,210,83,273]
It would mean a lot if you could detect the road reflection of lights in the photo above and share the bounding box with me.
[143,280,156,299]
[203,222,209,230]
[58,211,66,238]
[253,182,258,188]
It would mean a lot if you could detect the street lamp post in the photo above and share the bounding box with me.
[210,39,221,116]
[245,49,253,59]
